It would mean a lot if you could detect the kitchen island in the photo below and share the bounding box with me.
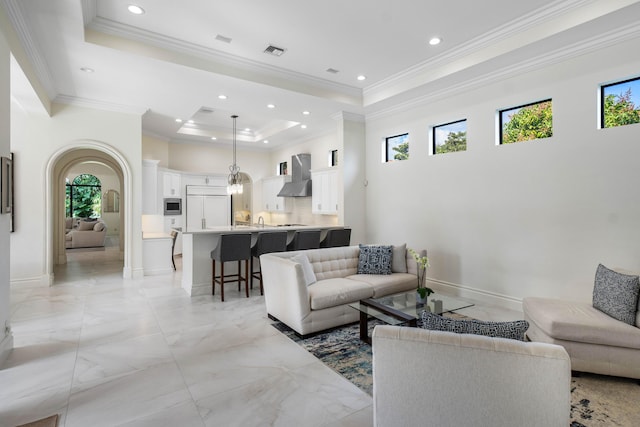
[181,225,340,296]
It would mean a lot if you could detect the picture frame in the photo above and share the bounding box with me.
[1,155,13,221]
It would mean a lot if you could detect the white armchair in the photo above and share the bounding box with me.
[372,325,571,427]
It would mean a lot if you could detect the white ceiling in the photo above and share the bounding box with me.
[5,0,640,150]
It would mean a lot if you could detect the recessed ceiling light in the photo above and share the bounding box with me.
[429,37,442,46]
[267,104,275,109]
[302,111,310,115]
[263,140,269,144]
[357,75,366,81]
[218,94,227,100]
[301,124,307,129]
[175,118,183,123]
[211,137,217,140]
[127,5,145,15]
[187,120,194,124]
[244,128,251,132]
[80,67,94,73]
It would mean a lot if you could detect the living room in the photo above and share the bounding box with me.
[1,1,640,426]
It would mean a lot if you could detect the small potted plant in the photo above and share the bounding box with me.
[409,248,433,304]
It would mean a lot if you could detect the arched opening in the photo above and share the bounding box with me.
[45,142,134,283]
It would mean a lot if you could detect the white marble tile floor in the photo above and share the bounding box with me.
[1,246,521,426]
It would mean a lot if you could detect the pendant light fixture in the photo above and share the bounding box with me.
[227,114,243,195]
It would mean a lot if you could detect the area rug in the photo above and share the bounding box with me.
[272,320,640,426]
[16,414,59,427]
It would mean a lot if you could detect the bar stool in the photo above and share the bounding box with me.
[170,230,178,271]
[320,228,351,248]
[210,233,252,301]
[250,231,288,295]
[286,230,321,251]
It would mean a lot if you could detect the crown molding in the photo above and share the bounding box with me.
[1,0,56,99]
[86,17,363,103]
[366,21,640,121]
[330,111,365,123]
[54,94,148,115]
[364,0,615,103]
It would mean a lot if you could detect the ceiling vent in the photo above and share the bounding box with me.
[215,34,232,44]
[326,68,340,74]
[264,45,286,57]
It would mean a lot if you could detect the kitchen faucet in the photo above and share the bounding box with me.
[258,216,264,227]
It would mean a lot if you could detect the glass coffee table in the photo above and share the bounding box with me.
[349,291,474,344]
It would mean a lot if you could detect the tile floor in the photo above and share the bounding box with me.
[1,244,521,427]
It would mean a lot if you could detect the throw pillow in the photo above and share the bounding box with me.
[291,254,317,286]
[391,243,407,273]
[421,311,530,341]
[592,264,640,325]
[357,244,393,275]
[93,222,105,232]
[77,221,95,231]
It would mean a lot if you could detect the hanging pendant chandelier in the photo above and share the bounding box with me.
[227,114,243,195]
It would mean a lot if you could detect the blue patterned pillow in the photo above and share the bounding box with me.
[357,244,393,275]
[592,264,640,325]
[421,311,529,341]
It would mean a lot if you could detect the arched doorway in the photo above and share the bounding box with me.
[45,142,134,282]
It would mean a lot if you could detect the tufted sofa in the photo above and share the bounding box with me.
[260,245,421,336]
[65,218,108,249]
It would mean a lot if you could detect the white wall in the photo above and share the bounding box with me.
[365,37,640,307]
[10,103,143,283]
[142,134,169,167]
[0,20,13,364]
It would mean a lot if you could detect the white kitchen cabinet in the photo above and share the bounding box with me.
[142,160,160,214]
[182,174,227,187]
[262,176,291,213]
[161,171,182,197]
[185,186,230,231]
[311,167,339,215]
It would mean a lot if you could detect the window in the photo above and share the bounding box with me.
[279,161,288,175]
[66,174,102,218]
[329,149,338,167]
[385,133,409,162]
[601,77,640,128]
[433,120,467,154]
[499,99,552,144]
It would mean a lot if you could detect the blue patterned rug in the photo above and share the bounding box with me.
[272,320,640,426]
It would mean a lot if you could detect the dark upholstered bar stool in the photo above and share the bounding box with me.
[170,230,178,271]
[251,231,288,295]
[320,228,351,248]
[210,233,252,301]
[286,229,321,251]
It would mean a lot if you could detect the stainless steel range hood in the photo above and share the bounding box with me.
[277,153,312,197]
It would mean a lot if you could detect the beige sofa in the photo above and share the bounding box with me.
[523,297,640,379]
[65,219,107,249]
[260,245,421,336]
[372,325,571,427]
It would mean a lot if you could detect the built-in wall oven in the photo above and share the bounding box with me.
[163,198,182,215]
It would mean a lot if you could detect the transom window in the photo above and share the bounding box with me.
[499,99,552,144]
[433,120,467,154]
[385,133,409,162]
[601,77,640,129]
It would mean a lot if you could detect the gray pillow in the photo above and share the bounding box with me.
[421,311,529,341]
[291,254,316,286]
[93,222,106,232]
[77,221,95,231]
[592,264,640,325]
[391,244,407,273]
[357,244,393,275]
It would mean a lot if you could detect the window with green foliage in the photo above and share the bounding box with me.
[385,133,409,162]
[499,99,553,144]
[433,120,467,154]
[66,174,102,218]
[601,77,640,128]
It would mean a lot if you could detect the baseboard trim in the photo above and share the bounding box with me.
[9,275,52,287]
[425,277,523,313]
